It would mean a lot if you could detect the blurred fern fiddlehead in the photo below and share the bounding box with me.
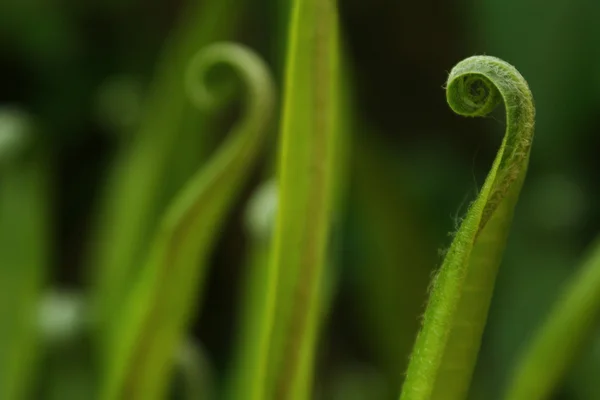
[400,56,535,400]
[99,42,275,400]
[89,0,248,336]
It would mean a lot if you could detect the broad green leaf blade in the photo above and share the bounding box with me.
[251,1,343,399]
[0,109,49,400]
[400,56,535,400]
[88,0,249,329]
[99,42,275,400]
[505,236,600,400]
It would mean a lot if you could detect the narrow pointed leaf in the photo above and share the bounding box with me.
[228,177,340,400]
[251,1,344,399]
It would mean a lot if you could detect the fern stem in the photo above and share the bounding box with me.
[400,56,535,400]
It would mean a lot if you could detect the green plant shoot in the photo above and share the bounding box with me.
[99,42,275,400]
[400,56,535,400]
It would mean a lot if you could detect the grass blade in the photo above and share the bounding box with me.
[228,177,341,400]
[505,236,600,400]
[250,0,344,399]
[99,42,275,400]
[0,109,50,400]
[400,56,535,400]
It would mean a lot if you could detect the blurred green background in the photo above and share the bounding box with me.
[1,0,599,399]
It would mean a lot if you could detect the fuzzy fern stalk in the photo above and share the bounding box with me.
[400,56,535,400]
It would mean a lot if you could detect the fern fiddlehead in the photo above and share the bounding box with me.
[100,42,275,400]
[400,56,535,400]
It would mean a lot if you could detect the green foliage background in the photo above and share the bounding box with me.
[1,0,599,399]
